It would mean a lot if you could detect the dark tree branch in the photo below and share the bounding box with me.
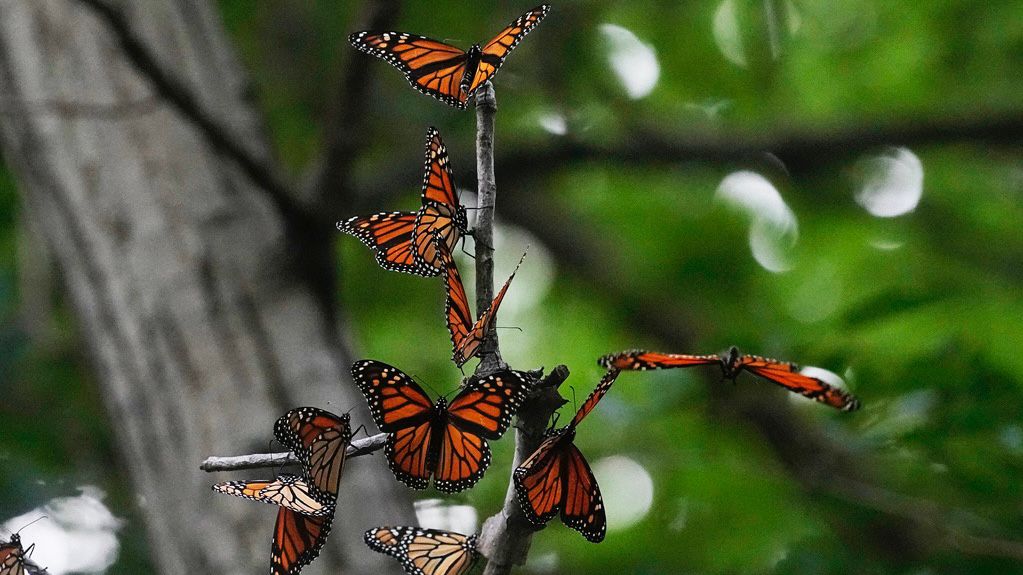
[497,110,1023,178]
[200,432,388,472]
[74,0,313,230]
[303,0,402,211]
[479,366,569,575]
[473,83,504,374]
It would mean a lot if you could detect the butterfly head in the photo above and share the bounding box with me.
[8,533,19,546]
[719,346,742,379]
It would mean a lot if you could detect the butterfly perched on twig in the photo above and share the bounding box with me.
[337,127,468,277]
[598,346,861,411]
[212,408,352,575]
[437,243,527,367]
[514,369,620,542]
[350,5,550,109]
[353,359,531,492]
[365,526,479,575]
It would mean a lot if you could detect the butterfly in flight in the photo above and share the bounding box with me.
[437,243,527,367]
[599,346,861,411]
[350,5,550,109]
[337,127,468,276]
[513,368,620,542]
[212,407,352,575]
[0,533,35,575]
[353,359,531,492]
[365,526,479,575]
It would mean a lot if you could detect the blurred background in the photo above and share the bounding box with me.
[2,0,1022,573]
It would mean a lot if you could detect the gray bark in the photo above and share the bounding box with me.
[0,1,412,573]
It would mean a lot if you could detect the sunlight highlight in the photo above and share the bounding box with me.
[599,24,660,99]
[2,486,122,574]
[716,171,799,272]
[592,455,654,531]
[856,148,924,217]
[414,499,478,535]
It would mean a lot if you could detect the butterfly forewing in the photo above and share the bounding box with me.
[570,369,620,428]
[354,360,436,432]
[470,5,551,94]
[738,355,861,411]
[274,407,352,497]
[598,349,720,371]
[450,250,527,366]
[338,212,438,276]
[446,370,530,439]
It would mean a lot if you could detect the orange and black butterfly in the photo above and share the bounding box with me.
[213,407,352,575]
[513,369,620,542]
[350,5,550,109]
[365,526,479,575]
[353,359,531,492]
[273,407,352,498]
[337,127,468,276]
[0,533,34,575]
[437,244,527,367]
[599,346,861,411]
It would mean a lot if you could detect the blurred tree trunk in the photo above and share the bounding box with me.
[0,1,412,573]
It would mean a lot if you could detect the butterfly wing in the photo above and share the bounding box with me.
[354,360,438,489]
[560,442,606,543]
[0,537,25,575]
[385,420,435,490]
[349,32,469,108]
[447,370,531,439]
[438,246,473,353]
[570,368,620,428]
[213,475,334,517]
[598,349,721,371]
[353,360,436,432]
[432,422,491,493]
[365,527,479,575]
[465,5,551,95]
[274,408,352,497]
[272,507,333,575]
[738,355,861,411]
[413,128,466,273]
[338,211,438,276]
[452,250,527,366]
[513,430,566,526]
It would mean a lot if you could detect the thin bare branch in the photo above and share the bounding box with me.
[200,432,388,472]
[473,83,503,374]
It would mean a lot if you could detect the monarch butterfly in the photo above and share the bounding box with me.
[350,5,550,109]
[273,407,352,498]
[353,359,531,492]
[598,346,861,411]
[212,407,351,575]
[513,369,620,542]
[365,526,479,575]
[437,243,527,367]
[337,127,468,276]
[0,534,34,575]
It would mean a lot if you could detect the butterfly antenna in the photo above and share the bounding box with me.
[15,516,46,535]
[411,373,442,399]
[495,325,524,333]
[569,386,578,414]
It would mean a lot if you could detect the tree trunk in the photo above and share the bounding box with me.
[0,1,413,573]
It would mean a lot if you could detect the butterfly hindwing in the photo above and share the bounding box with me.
[272,507,332,575]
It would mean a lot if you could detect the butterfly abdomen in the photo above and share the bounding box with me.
[460,45,483,94]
